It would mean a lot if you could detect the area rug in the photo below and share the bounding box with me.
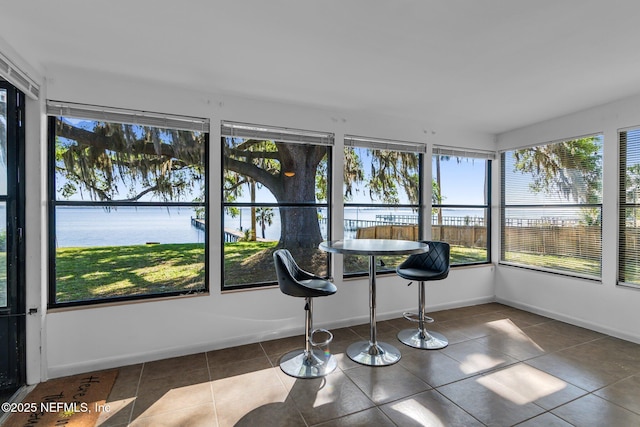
[3,369,118,427]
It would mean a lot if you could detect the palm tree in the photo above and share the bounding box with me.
[255,207,274,239]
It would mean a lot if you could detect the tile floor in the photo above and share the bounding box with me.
[94,303,640,426]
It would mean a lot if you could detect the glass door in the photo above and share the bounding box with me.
[0,81,25,403]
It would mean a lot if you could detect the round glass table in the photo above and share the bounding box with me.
[319,239,429,366]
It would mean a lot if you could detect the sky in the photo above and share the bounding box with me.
[53,124,603,210]
[52,125,489,206]
[228,147,489,206]
[55,118,205,203]
[434,157,486,205]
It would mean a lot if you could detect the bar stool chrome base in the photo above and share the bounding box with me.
[279,349,337,378]
[346,341,401,366]
[397,328,448,349]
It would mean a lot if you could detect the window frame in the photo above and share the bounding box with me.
[47,107,210,308]
[431,148,493,267]
[500,135,603,280]
[618,126,640,288]
[0,81,27,394]
[221,121,333,291]
[343,136,425,278]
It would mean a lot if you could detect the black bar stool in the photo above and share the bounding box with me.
[273,249,338,378]
[396,241,450,349]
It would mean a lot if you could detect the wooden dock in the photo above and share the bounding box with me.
[191,217,270,242]
[191,217,206,231]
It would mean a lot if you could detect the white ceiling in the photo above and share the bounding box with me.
[2,0,640,134]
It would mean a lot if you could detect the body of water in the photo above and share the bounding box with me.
[40,205,586,248]
[55,206,203,247]
[223,207,488,241]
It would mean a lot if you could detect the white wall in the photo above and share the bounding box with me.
[37,65,496,379]
[495,93,640,344]
[0,35,48,386]
[24,94,48,385]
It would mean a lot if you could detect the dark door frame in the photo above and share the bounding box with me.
[0,80,26,397]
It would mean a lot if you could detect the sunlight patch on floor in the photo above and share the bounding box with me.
[486,319,535,343]
[459,353,506,374]
[476,364,566,405]
[96,397,135,425]
[312,381,338,408]
[513,330,545,351]
[388,398,446,426]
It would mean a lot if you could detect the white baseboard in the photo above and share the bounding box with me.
[47,295,496,379]
[495,297,640,345]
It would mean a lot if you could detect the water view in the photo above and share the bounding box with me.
[52,206,584,247]
[55,206,204,247]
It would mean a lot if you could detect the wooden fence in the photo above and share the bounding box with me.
[356,224,486,247]
[356,224,606,261]
[432,225,487,248]
[502,225,601,259]
[356,225,420,240]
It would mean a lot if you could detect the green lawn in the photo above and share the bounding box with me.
[223,241,279,286]
[51,242,602,303]
[620,260,640,285]
[223,243,489,284]
[450,246,488,264]
[53,242,491,301]
[503,251,600,276]
[56,243,205,303]
[344,245,488,276]
[57,241,284,300]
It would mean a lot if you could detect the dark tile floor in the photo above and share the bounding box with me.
[95,303,640,426]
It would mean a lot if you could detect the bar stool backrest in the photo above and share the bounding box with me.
[397,241,450,280]
[273,249,336,298]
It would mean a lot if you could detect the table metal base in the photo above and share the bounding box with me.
[346,340,402,366]
[397,329,448,350]
[318,241,428,368]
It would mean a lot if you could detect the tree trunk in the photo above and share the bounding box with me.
[276,144,325,250]
[278,203,322,249]
[223,138,326,250]
[250,180,256,241]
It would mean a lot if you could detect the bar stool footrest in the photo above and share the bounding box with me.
[402,312,434,324]
[310,328,333,347]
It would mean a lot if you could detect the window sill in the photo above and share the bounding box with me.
[221,284,279,294]
[498,261,601,282]
[47,291,210,313]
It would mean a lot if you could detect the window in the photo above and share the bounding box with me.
[48,101,209,306]
[343,135,424,276]
[222,121,332,290]
[619,127,640,287]
[432,147,493,265]
[501,135,603,278]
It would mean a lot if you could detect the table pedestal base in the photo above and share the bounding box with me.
[346,340,401,366]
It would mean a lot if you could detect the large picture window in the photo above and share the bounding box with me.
[222,122,332,290]
[48,102,208,306]
[501,135,603,278]
[619,127,640,287]
[343,136,424,276]
[432,147,492,265]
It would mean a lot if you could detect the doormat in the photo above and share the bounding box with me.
[2,369,118,427]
